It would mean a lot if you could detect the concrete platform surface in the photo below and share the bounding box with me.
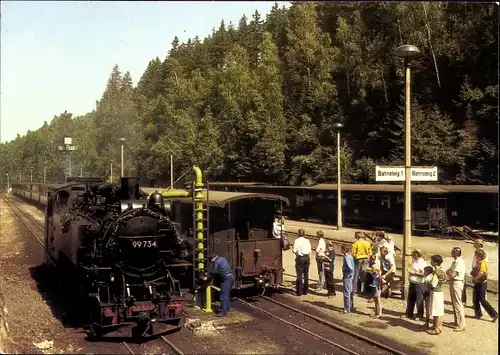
[281,249,499,355]
[284,219,499,283]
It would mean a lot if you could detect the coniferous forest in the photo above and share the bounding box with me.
[1,2,498,186]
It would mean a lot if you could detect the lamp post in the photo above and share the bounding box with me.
[5,173,9,193]
[30,167,34,183]
[119,138,126,178]
[110,160,114,182]
[43,158,47,183]
[395,44,420,300]
[333,122,344,230]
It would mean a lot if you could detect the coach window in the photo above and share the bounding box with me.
[381,195,391,209]
[366,195,375,202]
[55,191,70,210]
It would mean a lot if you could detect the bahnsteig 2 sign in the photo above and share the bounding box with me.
[375,166,438,182]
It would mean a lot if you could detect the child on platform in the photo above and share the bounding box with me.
[370,265,382,317]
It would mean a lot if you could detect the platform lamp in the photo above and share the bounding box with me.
[119,138,126,178]
[394,44,421,300]
[30,166,34,183]
[333,122,344,231]
[110,159,114,182]
[43,158,47,183]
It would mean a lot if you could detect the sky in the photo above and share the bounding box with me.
[0,1,290,143]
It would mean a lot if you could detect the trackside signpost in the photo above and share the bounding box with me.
[375,166,438,182]
[57,137,77,180]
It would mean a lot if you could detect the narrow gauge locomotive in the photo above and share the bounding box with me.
[44,177,194,338]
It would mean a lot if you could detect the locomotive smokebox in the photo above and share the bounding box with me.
[119,177,141,200]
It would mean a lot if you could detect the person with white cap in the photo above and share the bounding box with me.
[203,254,233,317]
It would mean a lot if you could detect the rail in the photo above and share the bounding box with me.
[237,296,407,355]
[1,195,187,354]
[0,194,46,250]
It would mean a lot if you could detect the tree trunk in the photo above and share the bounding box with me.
[397,19,403,45]
[422,3,441,88]
[381,67,389,105]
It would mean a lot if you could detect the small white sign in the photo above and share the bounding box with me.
[375,166,438,182]
[66,145,77,151]
[64,137,72,145]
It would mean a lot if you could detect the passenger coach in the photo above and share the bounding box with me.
[209,183,499,233]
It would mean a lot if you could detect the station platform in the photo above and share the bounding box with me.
[280,249,499,355]
[283,219,499,285]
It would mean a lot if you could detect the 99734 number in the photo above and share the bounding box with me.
[132,240,157,248]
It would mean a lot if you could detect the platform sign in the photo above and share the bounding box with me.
[375,166,438,182]
[57,145,77,151]
[64,137,72,145]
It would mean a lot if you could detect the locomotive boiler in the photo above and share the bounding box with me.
[44,177,192,338]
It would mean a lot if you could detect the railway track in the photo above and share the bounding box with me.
[0,194,186,355]
[121,336,184,355]
[237,295,408,355]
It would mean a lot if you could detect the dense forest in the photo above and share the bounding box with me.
[1,2,498,187]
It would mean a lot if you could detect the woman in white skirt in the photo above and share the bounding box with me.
[426,255,446,335]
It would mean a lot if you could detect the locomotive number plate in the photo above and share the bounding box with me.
[131,240,157,248]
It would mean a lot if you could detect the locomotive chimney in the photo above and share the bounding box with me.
[119,177,141,200]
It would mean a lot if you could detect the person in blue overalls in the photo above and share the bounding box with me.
[203,254,233,317]
[342,245,355,314]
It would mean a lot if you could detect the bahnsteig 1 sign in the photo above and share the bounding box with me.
[375,166,438,182]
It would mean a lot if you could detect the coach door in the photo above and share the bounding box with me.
[428,196,448,230]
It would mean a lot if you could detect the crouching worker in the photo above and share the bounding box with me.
[203,254,233,317]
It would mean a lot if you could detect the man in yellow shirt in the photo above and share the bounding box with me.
[352,232,373,294]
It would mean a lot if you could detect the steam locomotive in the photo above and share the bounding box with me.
[44,177,191,338]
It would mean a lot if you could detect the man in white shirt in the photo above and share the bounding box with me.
[372,231,387,264]
[272,217,288,250]
[446,246,466,331]
[315,231,326,291]
[292,229,312,296]
[380,247,396,297]
[403,249,426,320]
